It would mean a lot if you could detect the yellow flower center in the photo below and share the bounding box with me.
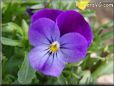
[49,41,60,53]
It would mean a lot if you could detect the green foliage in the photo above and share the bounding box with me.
[79,70,92,84]
[22,19,29,40]
[2,0,113,85]
[17,52,36,84]
[1,37,23,47]
[92,57,113,79]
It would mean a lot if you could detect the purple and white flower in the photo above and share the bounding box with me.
[28,8,93,77]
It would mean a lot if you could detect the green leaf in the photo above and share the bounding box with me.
[55,74,68,85]
[2,23,22,34]
[81,10,95,17]
[1,37,23,47]
[12,80,19,84]
[79,70,92,84]
[101,31,113,40]
[22,19,29,40]
[17,52,36,84]
[99,20,113,29]
[108,44,113,52]
[69,72,79,84]
[1,1,4,9]
[92,59,113,79]
[71,72,80,79]
[30,4,44,9]
[0,61,2,85]
[96,21,113,35]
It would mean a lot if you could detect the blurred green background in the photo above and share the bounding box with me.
[1,0,114,85]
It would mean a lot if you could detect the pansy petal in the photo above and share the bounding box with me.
[56,10,93,46]
[60,33,88,63]
[32,8,63,23]
[28,45,49,71]
[28,18,60,46]
[40,50,66,77]
[28,46,66,77]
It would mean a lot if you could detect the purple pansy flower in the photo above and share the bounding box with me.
[28,8,93,77]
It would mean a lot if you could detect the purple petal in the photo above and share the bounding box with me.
[28,45,49,70]
[40,50,66,77]
[28,18,60,46]
[28,46,66,77]
[60,33,88,63]
[32,8,63,23]
[56,10,93,46]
